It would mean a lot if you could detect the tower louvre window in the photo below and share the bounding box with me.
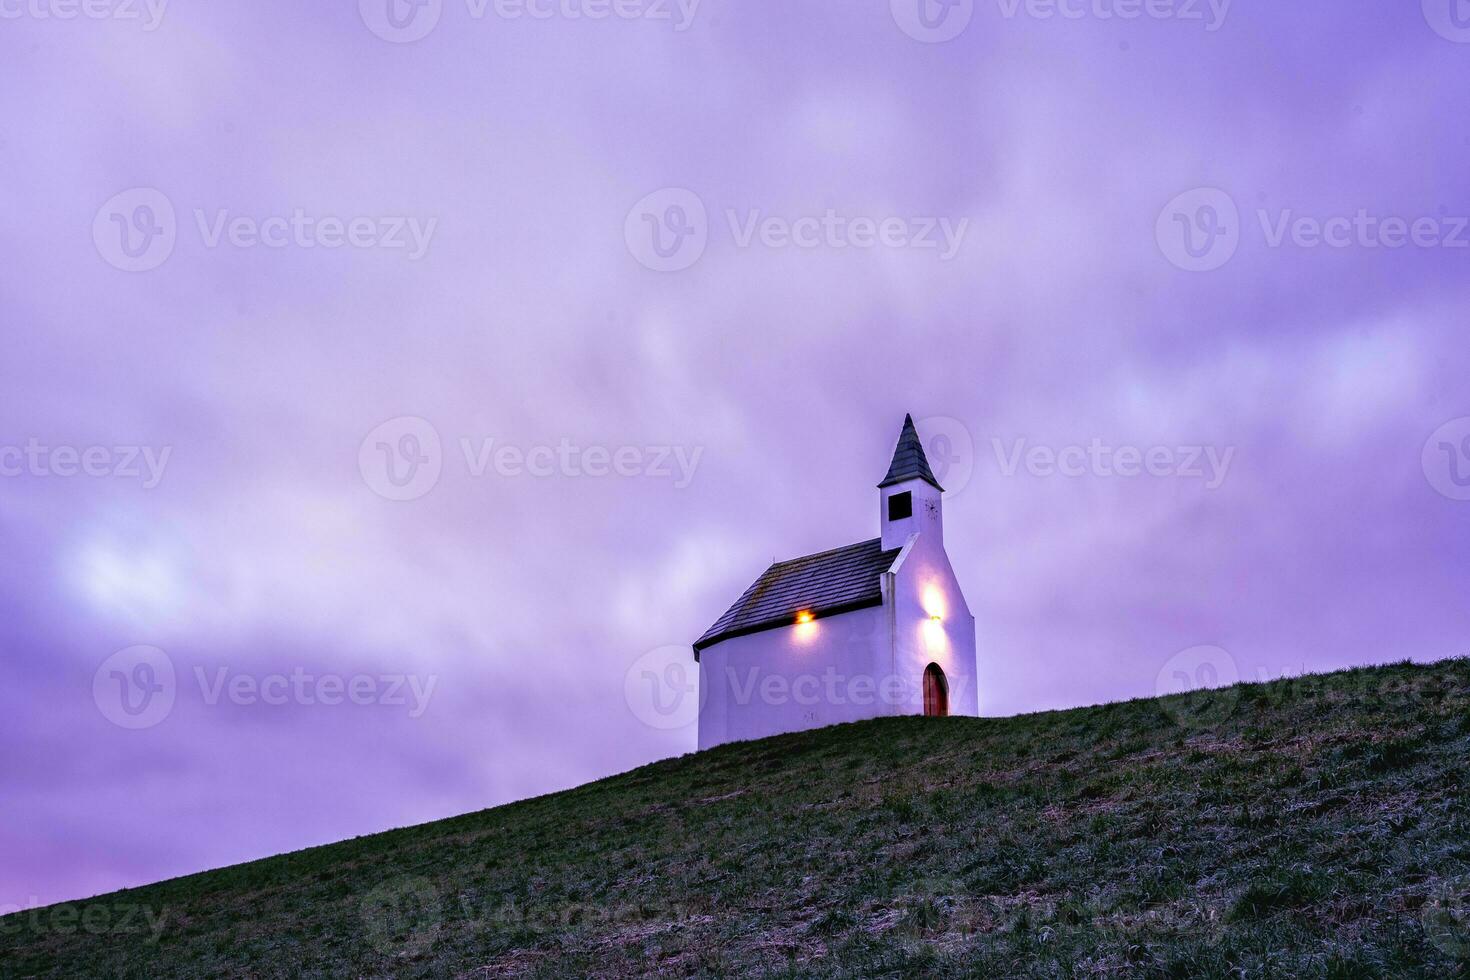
[887,491,913,521]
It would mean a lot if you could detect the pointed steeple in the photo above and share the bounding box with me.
[878,414,944,492]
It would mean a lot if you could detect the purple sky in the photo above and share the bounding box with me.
[4,0,1470,909]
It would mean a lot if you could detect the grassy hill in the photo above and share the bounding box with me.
[5,659,1470,978]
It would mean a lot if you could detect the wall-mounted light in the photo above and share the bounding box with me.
[921,584,947,620]
[794,609,818,643]
[922,613,947,655]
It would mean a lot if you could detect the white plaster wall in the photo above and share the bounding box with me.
[880,481,943,552]
[696,475,980,749]
[696,603,893,750]
[889,529,980,718]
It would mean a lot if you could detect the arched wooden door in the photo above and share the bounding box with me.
[923,663,949,717]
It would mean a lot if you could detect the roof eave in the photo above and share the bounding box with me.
[692,596,886,660]
[876,474,944,493]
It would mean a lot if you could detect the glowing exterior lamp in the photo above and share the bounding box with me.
[794,608,818,643]
[922,612,948,655]
[921,584,947,621]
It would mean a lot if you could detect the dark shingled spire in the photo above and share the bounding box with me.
[877,414,944,492]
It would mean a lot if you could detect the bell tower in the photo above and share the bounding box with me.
[878,414,944,551]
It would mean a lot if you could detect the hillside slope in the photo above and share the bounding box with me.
[4,659,1470,978]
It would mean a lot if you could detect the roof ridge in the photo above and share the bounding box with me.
[770,537,882,568]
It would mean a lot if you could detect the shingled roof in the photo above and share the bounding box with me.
[878,413,944,492]
[693,538,902,656]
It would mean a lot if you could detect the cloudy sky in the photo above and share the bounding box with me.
[3,0,1469,908]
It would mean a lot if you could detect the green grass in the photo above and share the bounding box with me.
[5,659,1470,978]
